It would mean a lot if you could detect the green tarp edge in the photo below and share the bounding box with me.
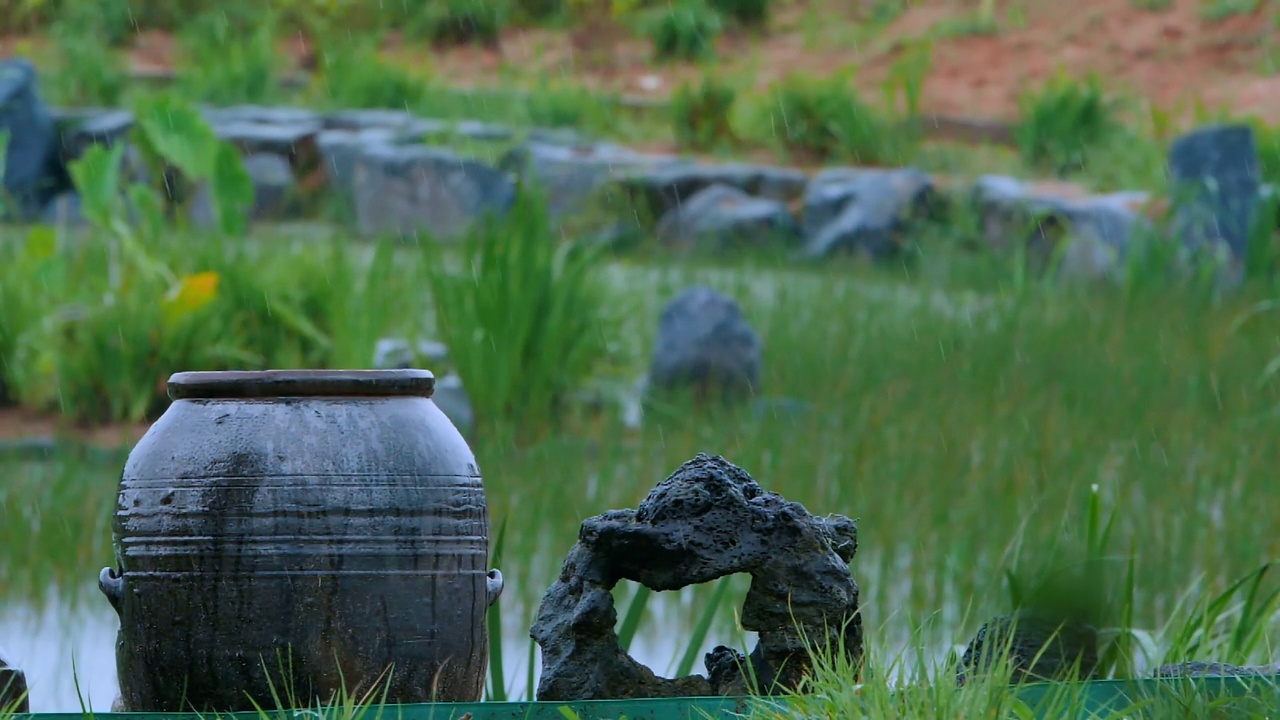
[13,675,1280,720]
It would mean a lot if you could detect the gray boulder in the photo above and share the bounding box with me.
[322,109,418,131]
[801,167,937,260]
[241,153,296,219]
[373,337,451,370]
[209,117,321,163]
[352,144,515,241]
[322,110,449,144]
[315,128,399,215]
[453,120,513,142]
[201,105,319,126]
[647,286,761,401]
[619,163,809,220]
[57,108,134,160]
[430,374,475,440]
[530,453,861,700]
[972,175,1152,281]
[1168,124,1261,263]
[189,152,297,227]
[0,57,61,220]
[654,183,800,253]
[498,137,680,219]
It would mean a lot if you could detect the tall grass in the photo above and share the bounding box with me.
[423,183,619,441]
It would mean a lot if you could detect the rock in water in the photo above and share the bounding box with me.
[646,287,761,402]
[530,453,862,701]
[957,610,1100,685]
[0,57,61,220]
[1168,124,1261,265]
[0,651,29,712]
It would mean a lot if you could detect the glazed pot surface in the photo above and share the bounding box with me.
[101,370,502,712]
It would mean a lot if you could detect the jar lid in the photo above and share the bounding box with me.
[167,369,435,400]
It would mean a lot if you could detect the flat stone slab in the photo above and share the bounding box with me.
[352,143,515,241]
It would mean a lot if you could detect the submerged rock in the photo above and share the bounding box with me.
[646,286,762,402]
[0,651,29,712]
[654,183,800,253]
[957,610,1100,685]
[530,453,862,701]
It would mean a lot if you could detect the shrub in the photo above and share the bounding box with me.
[513,0,565,23]
[645,0,723,62]
[47,9,128,107]
[178,7,281,105]
[418,0,507,47]
[313,39,429,110]
[1015,72,1119,177]
[423,183,616,438]
[671,77,738,151]
[760,71,906,164]
[0,97,425,423]
[709,0,769,26]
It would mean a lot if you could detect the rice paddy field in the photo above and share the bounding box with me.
[4,224,1280,712]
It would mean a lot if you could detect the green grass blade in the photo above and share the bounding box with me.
[675,579,733,678]
[617,584,653,654]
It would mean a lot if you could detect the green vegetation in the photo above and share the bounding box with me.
[671,76,740,151]
[644,0,724,62]
[424,184,617,440]
[4,0,1280,714]
[758,71,909,165]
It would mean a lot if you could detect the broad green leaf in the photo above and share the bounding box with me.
[134,94,219,180]
[212,142,254,237]
[66,142,125,229]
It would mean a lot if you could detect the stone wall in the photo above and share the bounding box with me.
[2,57,1276,284]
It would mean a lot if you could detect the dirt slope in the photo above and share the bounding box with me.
[423,0,1279,123]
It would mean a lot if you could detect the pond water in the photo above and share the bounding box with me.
[3,587,763,711]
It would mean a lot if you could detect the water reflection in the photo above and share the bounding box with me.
[3,587,757,711]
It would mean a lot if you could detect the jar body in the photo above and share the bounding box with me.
[100,371,497,712]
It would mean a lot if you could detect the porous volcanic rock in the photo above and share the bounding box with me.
[530,453,862,701]
[0,651,29,713]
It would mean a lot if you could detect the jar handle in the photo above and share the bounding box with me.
[486,569,504,607]
[99,566,124,617]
